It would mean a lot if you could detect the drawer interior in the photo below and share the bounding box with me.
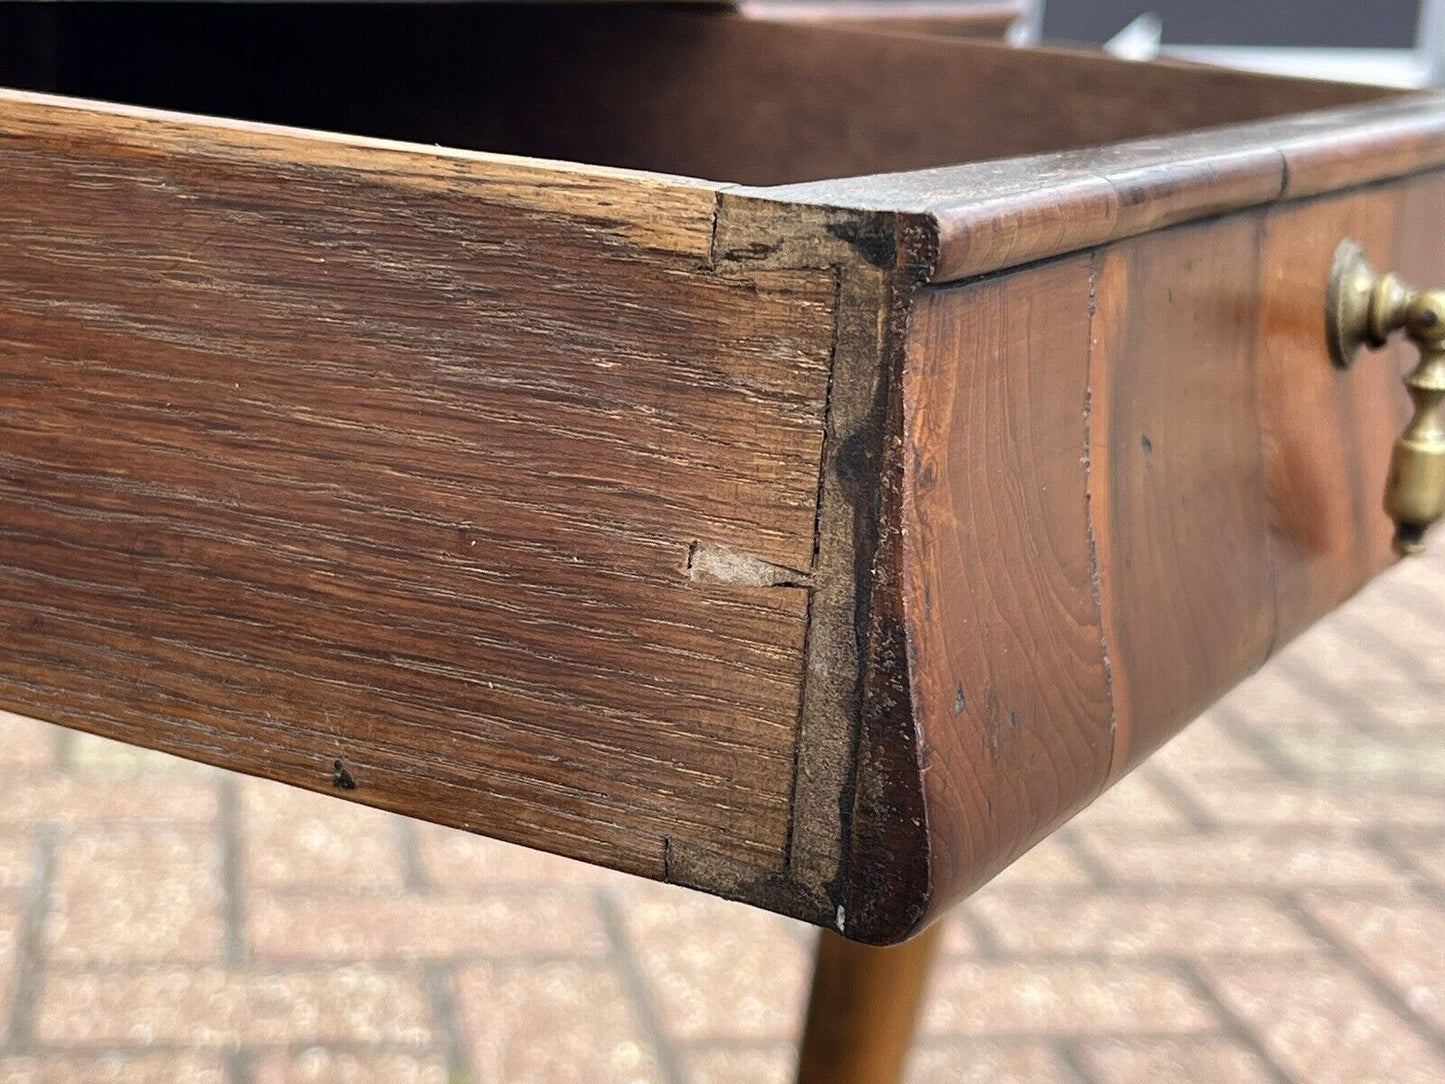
[0,2,1395,186]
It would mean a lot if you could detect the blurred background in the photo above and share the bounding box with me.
[1045,0,1422,45]
[1041,0,1445,86]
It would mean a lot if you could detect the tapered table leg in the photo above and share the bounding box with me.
[795,923,943,1084]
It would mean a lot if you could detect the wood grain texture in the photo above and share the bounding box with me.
[894,181,1443,925]
[706,194,936,936]
[796,924,943,1084]
[1257,191,1407,643]
[763,97,1445,284]
[900,256,1114,911]
[1279,97,1445,199]
[0,90,838,888]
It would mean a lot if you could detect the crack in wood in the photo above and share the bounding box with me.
[686,541,814,588]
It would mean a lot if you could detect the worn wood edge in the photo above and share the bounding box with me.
[1277,95,1445,196]
[10,81,1438,281]
[0,80,946,940]
[0,86,721,257]
[667,194,940,943]
[748,94,1445,284]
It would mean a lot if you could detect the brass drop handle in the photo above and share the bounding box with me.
[1327,240,1445,555]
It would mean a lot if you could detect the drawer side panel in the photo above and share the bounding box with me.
[0,96,837,881]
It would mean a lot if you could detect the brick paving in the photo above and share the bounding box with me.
[0,550,1441,1084]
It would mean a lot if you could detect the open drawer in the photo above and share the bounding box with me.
[1,3,1441,942]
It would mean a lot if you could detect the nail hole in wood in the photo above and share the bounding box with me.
[332,758,357,790]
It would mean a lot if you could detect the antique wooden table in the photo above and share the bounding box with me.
[2,4,1443,1082]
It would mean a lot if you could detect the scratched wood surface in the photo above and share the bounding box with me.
[898,180,1443,923]
[764,95,1445,283]
[0,90,839,886]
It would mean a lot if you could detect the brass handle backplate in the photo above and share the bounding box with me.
[1327,239,1445,555]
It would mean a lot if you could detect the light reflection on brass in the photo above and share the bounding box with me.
[1327,240,1445,555]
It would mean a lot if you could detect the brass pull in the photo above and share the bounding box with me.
[1327,240,1445,555]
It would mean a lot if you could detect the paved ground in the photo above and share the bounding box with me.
[0,550,1441,1084]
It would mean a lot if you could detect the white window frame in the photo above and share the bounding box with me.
[1033,0,1445,88]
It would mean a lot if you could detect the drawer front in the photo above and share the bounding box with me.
[901,173,1445,912]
